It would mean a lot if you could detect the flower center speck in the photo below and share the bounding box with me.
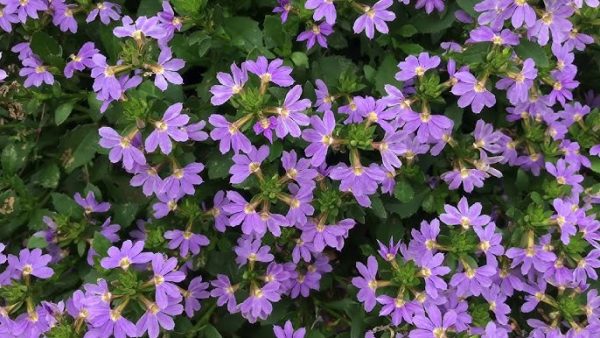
[249,162,261,173]
[553,82,562,91]
[173,168,184,179]
[515,0,527,5]
[101,292,112,303]
[109,309,121,322]
[228,124,238,135]
[480,240,491,252]
[542,13,553,25]
[473,82,486,93]
[20,0,29,5]
[119,257,131,269]
[460,168,470,179]
[465,269,476,279]
[149,303,160,314]
[183,231,193,239]
[22,264,33,275]
[368,279,377,290]
[154,274,165,286]
[394,297,406,308]
[460,216,471,229]
[420,112,431,123]
[261,73,272,82]
[421,267,432,278]
[104,67,115,77]
[433,327,446,338]
[78,309,89,319]
[155,120,168,131]
[35,66,46,74]
[367,111,378,122]
[353,166,364,176]
[168,200,178,210]
[244,204,255,214]
[492,35,503,45]
[131,30,144,40]
[556,176,566,185]
[312,25,320,34]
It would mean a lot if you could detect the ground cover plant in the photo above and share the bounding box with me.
[1,0,600,337]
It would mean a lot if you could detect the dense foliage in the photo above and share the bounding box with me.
[1,0,600,337]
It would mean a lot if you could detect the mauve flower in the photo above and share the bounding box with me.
[183,276,210,317]
[521,278,547,312]
[418,251,450,298]
[273,0,292,23]
[415,0,445,13]
[473,119,507,154]
[211,274,238,313]
[99,127,146,171]
[149,47,185,91]
[439,196,490,229]
[209,114,252,154]
[314,79,335,112]
[74,191,111,214]
[303,110,336,167]
[353,0,396,39]
[87,303,138,338]
[546,159,583,191]
[469,27,519,46]
[301,221,346,252]
[86,2,121,25]
[574,250,600,284]
[210,62,248,106]
[275,85,311,138]
[113,15,165,40]
[305,0,336,25]
[482,321,509,338]
[297,22,333,49]
[161,162,204,198]
[223,191,264,235]
[401,109,453,143]
[285,187,315,226]
[100,240,153,270]
[408,219,440,259]
[449,264,496,297]
[441,167,485,193]
[64,42,99,78]
[91,54,122,100]
[157,1,182,40]
[151,254,185,308]
[100,74,143,113]
[474,223,504,265]
[396,52,441,81]
[146,103,190,154]
[186,120,209,141]
[551,198,579,245]
[282,150,317,189]
[230,145,269,184]
[12,306,51,338]
[507,0,536,28]
[355,96,395,129]
[528,2,573,46]
[239,282,281,323]
[136,301,182,338]
[451,71,496,114]
[19,57,54,88]
[245,56,294,87]
[505,244,556,274]
[352,256,378,311]
[329,163,385,199]
[0,5,19,32]
[409,304,456,338]
[51,1,78,33]
[377,129,408,172]
[496,58,537,105]
[2,0,47,23]
[377,295,420,326]
[7,248,54,279]
[274,320,306,338]
[164,229,209,258]
[130,165,163,196]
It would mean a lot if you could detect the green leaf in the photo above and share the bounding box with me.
[171,0,205,15]
[410,4,457,34]
[514,39,549,68]
[370,197,388,219]
[55,101,75,126]
[398,43,423,55]
[397,24,418,37]
[60,124,99,173]
[207,153,233,180]
[375,54,399,95]
[445,105,463,130]
[222,17,263,52]
[112,203,139,228]
[290,52,309,69]
[394,180,415,203]
[31,163,60,189]
[51,193,80,217]
[591,157,600,174]
[201,324,223,338]
[92,231,112,258]
[27,236,48,249]
[457,0,479,17]
[264,15,289,50]
[30,31,62,66]
[1,143,32,174]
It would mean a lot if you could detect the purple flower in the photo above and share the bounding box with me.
[74,191,111,214]
[329,163,385,201]
[145,103,189,154]
[223,191,264,235]
[0,5,19,32]
[469,27,519,46]
[151,254,185,308]
[451,71,496,113]
[301,221,347,252]
[409,304,456,338]
[157,1,182,41]
[376,130,409,171]
[354,96,394,129]
[482,285,511,324]
[19,57,54,88]
[274,320,306,338]
[417,251,450,298]
[51,1,78,33]
[474,223,504,265]
[473,119,507,154]
[574,250,600,284]
[449,264,496,297]
[528,3,573,46]
[98,127,146,171]
[7,248,54,279]
[351,256,378,311]
[395,52,441,81]
[281,150,317,188]
[64,42,99,78]
[275,85,311,138]
[86,2,121,25]
[100,240,153,270]
[12,306,51,337]
[303,110,336,167]
[99,74,143,113]
[505,244,556,274]
[285,187,315,226]
[521,279,547,312]
[230,145,269,184]
[253,117,278,143]
[508,0,536,28]
[161,162,204,199]
[183,276,210,318]
[210,62,248,106]
[377,295,420,326]
[130,165,163,196]
[136,301,182,338]
[149,47,185,91]
[113,15,165,40]
[297,22,333,49]
[239,282,281,323]
[87,303,138,338]
[546,159,583,191]
[408,219,440,258]
[208,114,252,154]
[164,229,209,258]
[273,0,292,23]
[305,0,336,25]
[441,167,485,192]
[3,0,47,23]
[210,191,230,232]
[496,58,537,105]
[245,56,294,87]
[353,0,396,39]
[91,54,122,100]
[415,0,445,13]
[314,79,335,112]
[210,274,238,313]
[439,196,490,229]
[552,198,579,245]
[482,321,509,338]
[377,238,401,261]
[401,109,453,143]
